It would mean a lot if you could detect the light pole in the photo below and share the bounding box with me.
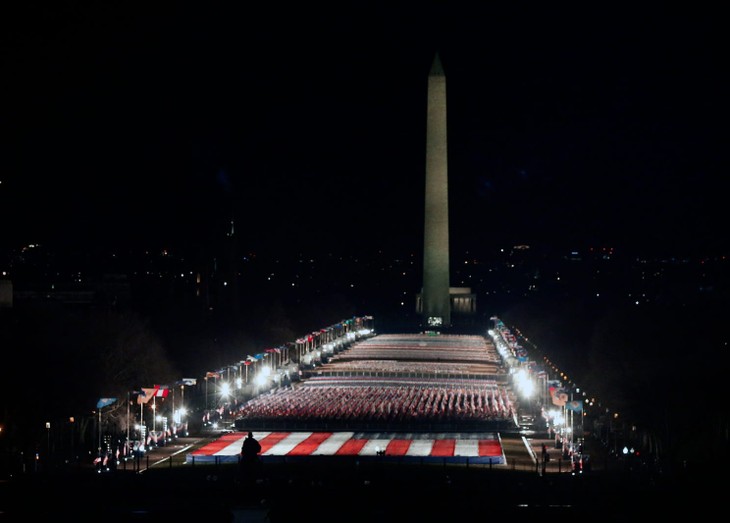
[68,417,74,463]
[97,407,102,455]
[205,377,209,411]
[46,422,51,464]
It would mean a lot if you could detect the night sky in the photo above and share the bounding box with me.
[2,3,725,258]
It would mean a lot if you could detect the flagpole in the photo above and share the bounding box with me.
[580,402,584,441]
[126,391,130,458]
[577,407,581,443]
[98,407,102,456]
[562,402,567,455]
[181,385,185,434]
[171,386,175,435]
[140,400,144,447]
[570,391,574,452]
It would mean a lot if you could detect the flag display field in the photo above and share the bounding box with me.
[188,431,505,465]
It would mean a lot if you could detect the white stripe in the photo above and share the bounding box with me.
[405,439,434,456]
[216,436,246,456]
[263,432,312,455]
[217,431,273,456]
[454,439,480,457]
[313,432,355,455]
[359,438,392,456]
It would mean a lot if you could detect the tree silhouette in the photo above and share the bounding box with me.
[0,305,179,462]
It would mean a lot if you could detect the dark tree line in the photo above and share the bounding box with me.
[0,303,177,464]
[500,288,728,469]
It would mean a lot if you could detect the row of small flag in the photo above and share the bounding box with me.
[96,378,198,409]
[204,350,284,379]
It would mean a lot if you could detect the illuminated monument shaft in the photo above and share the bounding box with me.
[421,52,451,328]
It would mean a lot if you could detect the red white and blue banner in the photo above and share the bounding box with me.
[188,431,505,465]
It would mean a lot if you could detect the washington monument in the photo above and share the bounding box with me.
[418,52,476,330]
[420,52,451,328]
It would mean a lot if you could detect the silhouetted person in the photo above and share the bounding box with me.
[239,431,262,486]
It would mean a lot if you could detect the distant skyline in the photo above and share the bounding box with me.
[2,4,725,258]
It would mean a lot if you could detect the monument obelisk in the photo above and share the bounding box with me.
[421,52,451,328]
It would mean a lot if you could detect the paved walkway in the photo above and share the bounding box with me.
[526,435,600,475]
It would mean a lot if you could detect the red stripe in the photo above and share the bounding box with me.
[260,432,291,453]
[478,440,502,456]
[190,432,242,455]
[335,439,369,455]
[431,439,456,457]
[385,439,411,456]
[288,432,333,455]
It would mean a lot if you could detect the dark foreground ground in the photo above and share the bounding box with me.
[0,455,716,522]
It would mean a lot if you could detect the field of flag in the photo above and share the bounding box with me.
[187,431,505,465]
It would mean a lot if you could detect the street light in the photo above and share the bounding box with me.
[46,422,51,464]
[220,381,231,399]
[174,406,188,436]
[68,417,75,463]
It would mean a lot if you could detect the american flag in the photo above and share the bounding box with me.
[188,431,505,465]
